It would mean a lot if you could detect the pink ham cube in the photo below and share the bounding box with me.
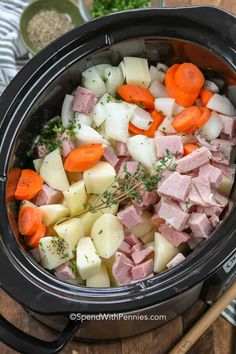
[131,259,154,280]
[36,184,62,206]
[118,241,132,257]
[131,246,154,265]
[112,253,134,285]
[159,224,190,247]
[155,135,183,157]
[167,253,186,269]
[117,205,143,229]
[176,147,212,173]
[157,172,192,202]
[158,199,189,231]
[199,163,223,187]
[188,213,212,238]
[73,86,97,115]
[103,147,119,168]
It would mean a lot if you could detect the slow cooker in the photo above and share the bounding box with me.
[0,6,236,354]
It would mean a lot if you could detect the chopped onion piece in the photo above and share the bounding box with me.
[173,102,185,115]
[124,57,151,88]
[82,66,107,97]
[131,107,153,130]
[94,64,112,79]
[127,135,157,170]
[155,98,175,117]
[198,111,223,141]
[149,65,165,83]
[92,93,115,127]
[149,80,168,98]
[204,80,219,93]
[119,61,126,79]
[158,116,176,134]
[75,125,109,145]
[75,112,92,126]
[61,94,74,127]
[104,102,136,143]
[104,66,124,95]
[206,93,236,117]
[157,63,169,73]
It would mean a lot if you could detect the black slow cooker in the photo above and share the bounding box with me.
[0,6,236,354]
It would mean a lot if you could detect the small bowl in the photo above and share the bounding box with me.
[20,0,84,55]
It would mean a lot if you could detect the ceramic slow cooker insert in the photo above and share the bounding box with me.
[0,6,236,354]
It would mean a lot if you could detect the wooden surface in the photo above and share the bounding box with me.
[1,0,236,353]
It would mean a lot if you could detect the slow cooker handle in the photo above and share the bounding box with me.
[0,315,81,354]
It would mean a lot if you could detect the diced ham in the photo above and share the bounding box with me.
[151,214,165,229]
[157,172,191,202]
[211,163,235,179]
[131,246,154,265]
[195,135,218,151]
[176,147,212,173]
[158,169,173,187]
[199,163,223,187]
[103,147,119,168]
[112,253,134,285]
[159,224,190,247]
[188,213,212,238]
[188,235,203,249]
[36,184,62,206]
[218,114,236,139]
[153,202,161,214]
[192,176,214,205]
[158,199,189,231]
[167,253,186,269]
[211,151,229,165]
[131,259,154,280]
[115,142,130,157]
[187,183,205,206]
[197,205,223,217]
[118,241,132,257]
[118,160,141,181]
[30,247,41,262]
[131,243,143,253]
[155,135,183,157]
[73,86,97,115]
[211,139,233,161]
[37,144,48,158]
[124,234,140,246]
[117,205,143,229]
[115,156,131,173]
[130,272,154,283]
[213,190,229,207]
[55,262,75,281]
[141,191,159,206]
[59,132,76,158]
[210,214,220,227]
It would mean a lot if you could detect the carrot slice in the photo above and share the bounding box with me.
[172,106,201,132]
[200,88,214,107]
[117,84,155,110]
[64,144,105,172]
[15,169,44,200]
[165,65,199,107]
[174,63,205,94]
[18,206,43,236]
[6,168,22,202]
[129,110,164,138]
[25,223,46,248]
[183,143,199,156]
[196,107,211,129]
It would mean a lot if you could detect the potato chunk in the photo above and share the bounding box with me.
[39,204,69,226]
[86,264,110,287]
[76,237,101,280]
[63,180,87,215]
[54,218,84,251]
[83,161,116,194]
[154,232,179,273]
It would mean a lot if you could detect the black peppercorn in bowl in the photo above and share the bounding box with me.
[0,6,236,354]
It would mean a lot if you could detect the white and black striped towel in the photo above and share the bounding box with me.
[0,0,235,327]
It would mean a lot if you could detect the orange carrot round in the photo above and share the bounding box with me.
[172,106,201,132]
[165,65,199,107]
[129,110,164,138]
[200,88,214,107]
[18,206,43,236]
[6,168,22,202]
[25,223,46,248]
[15,169,44,200]
[64,144,105,172]
[174,63,205,94]
[196,107,211,128]
[117,84,155,110]
[183,143,199,156]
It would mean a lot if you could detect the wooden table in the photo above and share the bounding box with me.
[1,0,236,353]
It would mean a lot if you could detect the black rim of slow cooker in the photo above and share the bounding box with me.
[0,6,236,314]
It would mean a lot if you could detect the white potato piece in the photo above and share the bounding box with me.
[130,211,153,238]
[83,161,116,194]
[75,125,109,145]
[127,135,157,170]
[217,175,234,197]
[76,237,101,280]
[149,80,168,98]
[79,195,118,235]
[86,264,110,287]
[63,180,87,216]
[40,149,69,191]
[207,93,235,117]
[91,214,124,258]
[143,241,155,249]
[61,94,74,127]
[39,236,73,270]
[39,204,69,226]
[54,218,84,251]
[33,158,43,173]
[154,232,179,273]
[75,112,92,126]
[104,102,136,143]
[149,65,165,83]
[104,66,124,95]
[95,64,112,79]
[124,57,151,87]
[130,107,153,130]
[82,66,107,97]
[198,111,223,141]
[103,254,117,285]
[140,229,155,244]
[155,98,175,117]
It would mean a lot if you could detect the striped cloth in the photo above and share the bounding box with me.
[0,0,235,327]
